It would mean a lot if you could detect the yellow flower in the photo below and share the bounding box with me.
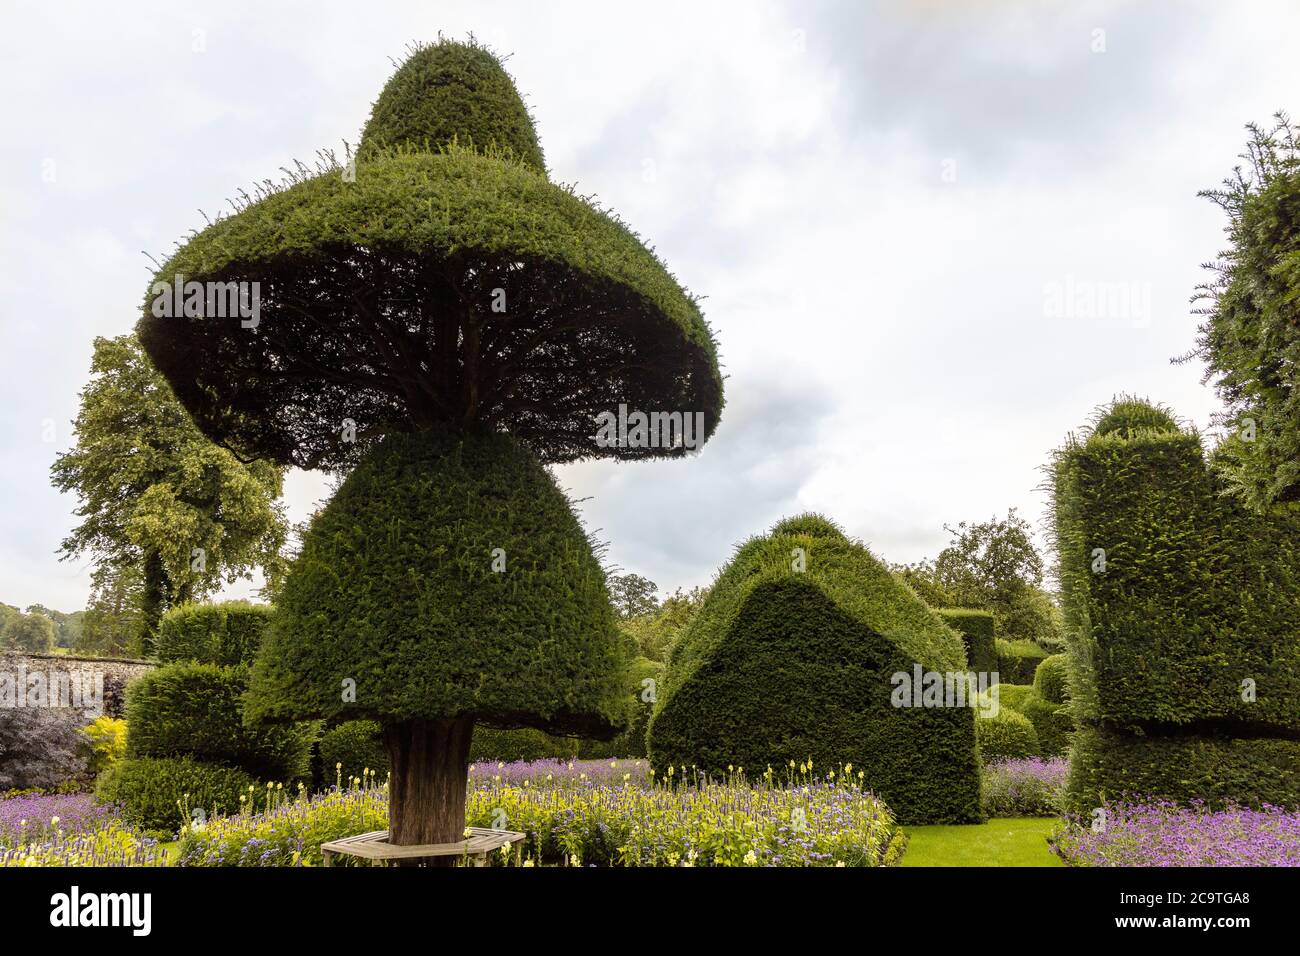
[835,861,847,867]
[522,858,535,867]
[743,850,758,866]
[844,762,853,774]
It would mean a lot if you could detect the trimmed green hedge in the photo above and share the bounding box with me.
[974,708,1039,763]
[1033,653,1069,705]
[155,601,272,667]
[1054,406,1300,732]
[1067,727,1300,811]
[96,756,256,835]
[1017,692,1072,758]
[936,609,997,675]
[648,514,981,825]
[990,683,1034,713]
[126,662,314,781]
[469,727,578,763]
[318,720,388,785]
[995,638,1047,684]
[579,657,663,759]
[1052,398,1300,810]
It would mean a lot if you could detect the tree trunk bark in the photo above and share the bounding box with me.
[383,716,475,865]
[136,550,168,657]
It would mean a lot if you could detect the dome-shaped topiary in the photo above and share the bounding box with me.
[648,517,981,824]
[1091,397,1181,439]
[975,707,1039,763]
[1033,653,1070,704]
[359,38,545,168]
[246,428,626,736]
[126,662,315,781]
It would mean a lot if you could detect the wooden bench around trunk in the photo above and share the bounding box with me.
[319,827,527,867]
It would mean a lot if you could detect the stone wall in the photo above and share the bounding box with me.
[1,652,156,718]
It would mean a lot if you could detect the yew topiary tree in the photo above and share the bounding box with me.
[136,39,722,848]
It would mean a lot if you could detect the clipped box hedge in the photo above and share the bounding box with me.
[648,514,981,825]
[317,719,389,786]
[1016,693,1072,758]
[990,682,1034,713]
[1067,727,1300,810]
[155,601,273,667]
[974,707,1039,763]
[995,638,1047,684]
[1052,399,1300,811]
[96,755,257,835]
[125,662,315,781]
[936,608,998,677]
[1032,653,1069,704]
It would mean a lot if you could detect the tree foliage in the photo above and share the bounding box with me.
[0,609,56,653]
[607,572,660,620]
[50,335,288,651]
[928,510,1061,646]
[1186,114,1300,508]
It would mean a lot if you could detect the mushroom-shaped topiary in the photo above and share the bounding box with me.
[136,38,724,848]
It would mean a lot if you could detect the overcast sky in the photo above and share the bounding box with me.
[2,0,1296,613]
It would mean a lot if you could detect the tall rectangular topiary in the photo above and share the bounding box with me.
[1051,399,1300,811]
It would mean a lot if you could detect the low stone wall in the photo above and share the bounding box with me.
[1,652,156,718]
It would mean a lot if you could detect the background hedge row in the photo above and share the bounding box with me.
[936,608,997,676]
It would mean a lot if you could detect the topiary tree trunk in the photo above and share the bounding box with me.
[384,718,475,852]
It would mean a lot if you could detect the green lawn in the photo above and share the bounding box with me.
[901,817,1064,867]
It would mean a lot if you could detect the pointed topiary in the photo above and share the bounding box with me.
[647,514,981,824]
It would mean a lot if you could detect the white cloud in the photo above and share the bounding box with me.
[1,0,1296,612]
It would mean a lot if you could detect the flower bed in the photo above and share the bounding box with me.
[1051,801,1300,866]
[178,763,905,867]
[0,792,117,845]
[981,758,1067,817]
